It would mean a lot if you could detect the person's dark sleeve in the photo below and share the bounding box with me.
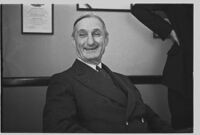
[130,4,173,40]
[144,104,174,132]
[43,74,91,133]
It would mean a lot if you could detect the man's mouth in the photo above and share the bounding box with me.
[84,46,99,51]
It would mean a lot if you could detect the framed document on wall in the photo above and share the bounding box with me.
[22,4,54,34]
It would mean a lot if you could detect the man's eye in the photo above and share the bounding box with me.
[93,32,101,37]
[79,33,87,37]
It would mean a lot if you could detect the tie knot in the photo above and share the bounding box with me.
[96,66,101,72]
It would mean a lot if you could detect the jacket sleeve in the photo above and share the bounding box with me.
[43,74,91,133]
[130,4,172,40]
[144,104,174,132]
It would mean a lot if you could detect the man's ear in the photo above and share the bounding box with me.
[105,36,109,46]
[72,38,76,46]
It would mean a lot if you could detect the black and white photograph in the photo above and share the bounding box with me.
[1,0,199,134]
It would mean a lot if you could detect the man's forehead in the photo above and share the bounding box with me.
[75,17,104,30]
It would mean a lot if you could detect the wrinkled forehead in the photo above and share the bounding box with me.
[75,17,104,32]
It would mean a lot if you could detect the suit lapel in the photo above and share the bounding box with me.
[103,64,140,119]
[112,74,139,119]
[71,60,126,106]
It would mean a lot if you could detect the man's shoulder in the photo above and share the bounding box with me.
[50,66,75,81]
[113,72,128,79]
[113,72,136,86]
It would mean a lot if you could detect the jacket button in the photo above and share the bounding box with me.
[125,121,129,126]
[141,117,144,123]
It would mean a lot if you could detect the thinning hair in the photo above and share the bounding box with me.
[72,14,109,38]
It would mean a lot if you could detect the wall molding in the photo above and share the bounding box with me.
[2,76,163,87]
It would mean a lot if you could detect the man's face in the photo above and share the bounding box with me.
[73,17,108,65]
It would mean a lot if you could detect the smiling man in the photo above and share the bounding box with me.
[43,14,174,133]
[72,14,108,65]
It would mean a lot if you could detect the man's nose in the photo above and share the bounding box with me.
[87,34,94,45]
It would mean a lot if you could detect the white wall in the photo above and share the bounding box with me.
[2,4,172,132]
[3,4,172,77]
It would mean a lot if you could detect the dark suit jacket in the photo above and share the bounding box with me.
[43,59,173,133]
[131,4,193,97]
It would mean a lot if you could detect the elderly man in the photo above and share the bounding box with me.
[43,14,173,133]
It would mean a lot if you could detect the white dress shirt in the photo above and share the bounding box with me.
[77,58,102,72]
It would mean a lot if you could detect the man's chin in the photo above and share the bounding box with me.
[83,52,100,58]
[84,57,101,64]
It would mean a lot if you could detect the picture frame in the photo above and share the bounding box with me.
[21,4,54,34]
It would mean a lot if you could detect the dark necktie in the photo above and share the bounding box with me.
[96,66,110,78]
[96,65,102,72]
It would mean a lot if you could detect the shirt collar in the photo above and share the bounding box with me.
[77,58,102,71]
